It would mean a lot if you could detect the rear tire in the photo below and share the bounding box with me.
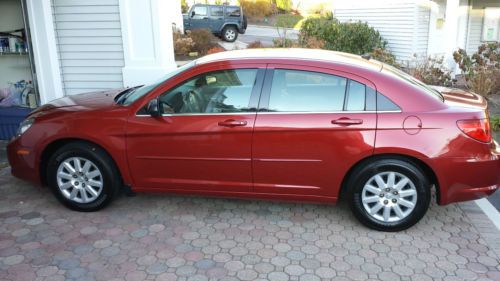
[222,26,238,42]
[46,141,120,212]
[346,158,431,231]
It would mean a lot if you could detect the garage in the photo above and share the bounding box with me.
[0,0,39,140]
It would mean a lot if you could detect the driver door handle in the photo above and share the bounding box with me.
[218,119,247,127]
[331,118,363,125]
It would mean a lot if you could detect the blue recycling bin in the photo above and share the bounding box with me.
[0,106,32,140]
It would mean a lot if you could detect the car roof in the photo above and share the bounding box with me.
[196,48,383,72]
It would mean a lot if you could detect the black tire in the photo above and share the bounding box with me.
[346,158,431,231]
[222,25,238,42]
[242,15,248,30]
[46,141,121,212]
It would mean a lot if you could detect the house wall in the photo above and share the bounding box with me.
[51,0,125,95]
[332,0,431,63]
[466,0,500,54]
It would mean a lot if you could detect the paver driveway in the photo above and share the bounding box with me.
[0,167,499,281]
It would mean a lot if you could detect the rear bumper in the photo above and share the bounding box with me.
[7,137,41,185]
[433,149,500,205]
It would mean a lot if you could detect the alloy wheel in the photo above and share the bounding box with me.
[361,171,418,222]
[56,157,103,203]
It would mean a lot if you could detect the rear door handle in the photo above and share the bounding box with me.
[331,118,363,125]
[218,119,247,127]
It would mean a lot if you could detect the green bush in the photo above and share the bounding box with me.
[490,116,500,132]
[299,17,386,55]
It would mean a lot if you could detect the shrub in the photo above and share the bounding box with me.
[405,55,452,86]
[490,116,500,132]
[239,0,274,19]
[453,42,500,96]
[370,48,399,68]
[247,40,264,48]
[299,36,325,49]
[189,29,217,55]
[299,17,386,55]
[207,46,225,54]
[181,0,188,13]
[273,38,294,48]
[173,32,195,56]
[275,0,292,13]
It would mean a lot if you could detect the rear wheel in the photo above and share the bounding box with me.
[346,158,431,231]
[47,142,120,211]
[222,26,238,42]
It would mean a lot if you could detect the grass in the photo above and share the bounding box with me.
[275,14,304,29]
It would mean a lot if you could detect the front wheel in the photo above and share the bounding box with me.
[222,26,238,42]
[47,142,121,212]
[346,159,431,231]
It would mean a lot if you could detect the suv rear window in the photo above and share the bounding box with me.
[225,7,241,17]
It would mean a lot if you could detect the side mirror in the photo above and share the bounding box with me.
[190,10,195,17]
[147,99,161,117]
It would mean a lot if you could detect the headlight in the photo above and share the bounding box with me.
[17,118,34,137]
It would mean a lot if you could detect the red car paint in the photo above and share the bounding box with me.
[7,49,499,205]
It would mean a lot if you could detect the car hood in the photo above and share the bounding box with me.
[431,86,487,110]
[31,88,126,115]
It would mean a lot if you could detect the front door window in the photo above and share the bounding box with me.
[157,69,258,114]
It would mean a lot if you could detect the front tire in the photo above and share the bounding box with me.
[47,142,120,212]
[346,158,431,231]
[222,26,238,42]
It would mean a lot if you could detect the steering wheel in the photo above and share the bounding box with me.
[183,89,204,113]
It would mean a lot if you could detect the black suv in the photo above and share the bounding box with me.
[183,4,247,42]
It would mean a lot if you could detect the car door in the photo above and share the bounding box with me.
[126,65,265,192]
[209,6,224,32]
[189,5,209,30]
[252,64,377,199]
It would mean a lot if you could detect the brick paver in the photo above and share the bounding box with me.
[0,167,499,281]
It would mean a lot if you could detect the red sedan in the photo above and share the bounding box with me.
[7,49,499,231]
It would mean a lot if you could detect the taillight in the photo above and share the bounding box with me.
[457,119,491,143]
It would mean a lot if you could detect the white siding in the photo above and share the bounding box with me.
[466,0,500,55]
[52,0,124,95]
[466,8,484,54]
[333,0,431,62]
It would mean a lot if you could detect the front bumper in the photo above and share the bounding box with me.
[434,146,500,205]
[7,137,41,185]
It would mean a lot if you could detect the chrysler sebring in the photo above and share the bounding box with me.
[7,49,499,231]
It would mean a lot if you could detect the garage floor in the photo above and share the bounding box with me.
[0,166,499,281]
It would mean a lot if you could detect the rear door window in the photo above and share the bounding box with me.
[210,6,223,17]
[268,69,347,112]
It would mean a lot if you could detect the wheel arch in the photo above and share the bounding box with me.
[339,153,440,204]
[39,138,124,187]
[222,24,238,34]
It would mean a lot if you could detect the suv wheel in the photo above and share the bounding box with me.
[47,142,120,212]
[222,26,238,42]
[346,158,431,231]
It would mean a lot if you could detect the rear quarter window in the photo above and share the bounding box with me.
[225,7,241,17]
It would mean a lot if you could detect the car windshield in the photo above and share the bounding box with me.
[382,64,444,102]
[117,61,196,105]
